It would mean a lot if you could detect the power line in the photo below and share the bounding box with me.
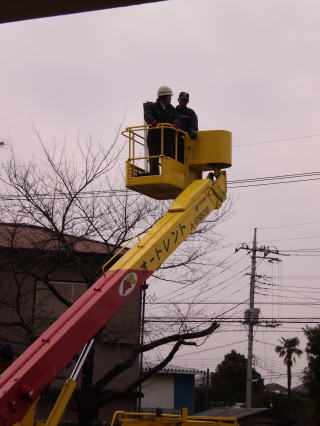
[259,220,320,230]
[146,301,320,306]
[155,252,249,304]
[1,170,320,202]
[262,235,320,243]
[145,317,320,323]
[229,176,320,189]
[150,329,306,333]
[268,275,320,278]
[277,284,320,290]
[234,133,320,148]
[230,171,320,184]
[173,340,249,358]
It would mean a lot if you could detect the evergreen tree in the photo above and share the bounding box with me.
[275,337,302,398]
[303,325,320,399]
[209,350,264,406]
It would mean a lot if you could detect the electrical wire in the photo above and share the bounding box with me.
[173,339,249,358]
[259,220,320,230]
[234,133,320,148]
[154,251,248,303]
[1,170,320,202]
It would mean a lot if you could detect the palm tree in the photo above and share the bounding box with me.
[275,337,303,398]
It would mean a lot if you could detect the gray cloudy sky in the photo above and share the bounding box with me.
[1,0,320,386]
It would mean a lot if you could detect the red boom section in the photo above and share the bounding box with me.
[0,268,152,425]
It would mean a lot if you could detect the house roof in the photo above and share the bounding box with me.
[0,223,117,255]
[0,0,167,24]
[143,363,200,376]
[292,383,308,394]
[265,383,287,393]
[196,408,269,419]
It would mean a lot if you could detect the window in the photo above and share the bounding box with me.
[34,280,86,335]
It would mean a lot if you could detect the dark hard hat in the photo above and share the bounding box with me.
[178,92,189,100]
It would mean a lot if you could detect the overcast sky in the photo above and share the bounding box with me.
[1,0,320,387]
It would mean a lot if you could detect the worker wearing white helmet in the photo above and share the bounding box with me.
[157,85,174,97]
[144,86,180,175]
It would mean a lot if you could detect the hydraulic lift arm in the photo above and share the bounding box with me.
[0,172,227,426]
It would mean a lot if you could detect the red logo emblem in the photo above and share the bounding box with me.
[119,272,138,297]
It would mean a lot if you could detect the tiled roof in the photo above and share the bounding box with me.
[143,363,200,375]
[0,223,117,254]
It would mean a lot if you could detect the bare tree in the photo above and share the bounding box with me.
[0,134,231,424]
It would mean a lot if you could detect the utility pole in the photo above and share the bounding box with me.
[137,282,148,412]
[236,228,283,408]
[206,368,210,409]
[246,227,257,409]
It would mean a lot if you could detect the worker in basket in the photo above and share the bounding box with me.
[175,91,198,163]
[144,85,180,175]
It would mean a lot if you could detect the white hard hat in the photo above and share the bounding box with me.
[157,85,173,97]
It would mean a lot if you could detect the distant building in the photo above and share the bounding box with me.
[141,365,199,414]
[292,383,308,395]
[265,383,287,394]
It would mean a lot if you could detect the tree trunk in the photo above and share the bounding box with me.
[78,344,98,426]
[78,399,99,426]
[287,362,291,398]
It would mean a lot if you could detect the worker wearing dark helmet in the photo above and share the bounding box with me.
[144,85,179,175]
[175,92,198,163]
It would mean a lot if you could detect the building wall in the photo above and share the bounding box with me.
[0,244,141,422]
[174,375,195,413]
[141,375,174,409]
[141,373,196,413]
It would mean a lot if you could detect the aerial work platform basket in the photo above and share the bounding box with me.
[122,124,232,200]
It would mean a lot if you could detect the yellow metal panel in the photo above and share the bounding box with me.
[162,157,186,189]
[125,158,186,200]
[189,130,232,170]
[111,173,227,274]
[111,410,239,426]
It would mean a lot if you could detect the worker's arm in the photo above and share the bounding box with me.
[190,108,198,132]
[143,102,157,124]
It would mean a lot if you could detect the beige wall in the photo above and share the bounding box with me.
[141,374,174,409]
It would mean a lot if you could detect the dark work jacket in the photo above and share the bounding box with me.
[144,100,178,160]
[175,105,198,132]
[144,100,178,125]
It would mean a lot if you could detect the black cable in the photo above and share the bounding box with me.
[229,176,320,189]
[229,170,320,184]
[234,133,320,148]
[1,170,320,201]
